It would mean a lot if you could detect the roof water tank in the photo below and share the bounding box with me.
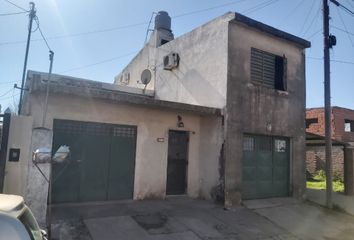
[155,11,171,31]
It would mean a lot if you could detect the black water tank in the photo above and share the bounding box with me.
[155,11,171,31]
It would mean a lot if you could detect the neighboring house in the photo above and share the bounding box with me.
[1,11,311,226]
[306,107,354,179]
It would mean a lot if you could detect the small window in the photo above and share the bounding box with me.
[345,119,354,132]
[161,39,169,45]
[306,118,318,128]
[243,136,254,151]
[274,139,286,152]
[250,48,287,91]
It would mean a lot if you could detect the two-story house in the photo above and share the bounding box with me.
[2,11,310,225]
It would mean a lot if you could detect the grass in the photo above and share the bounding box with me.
[306,180,344,193]
[307,170,344,193]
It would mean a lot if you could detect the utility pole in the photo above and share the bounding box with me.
[45,50,54,240]
[323,0,336,209]
[18,2,36,115]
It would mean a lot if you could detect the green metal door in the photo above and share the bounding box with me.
[79,123,111,202]
[107,126,136,200]
[52,120,136,203]
[242,135,289,199]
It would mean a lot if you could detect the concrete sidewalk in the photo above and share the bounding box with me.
[306,189,354,215]
[244,197,354,240]
[51,197,296,240]
[51,196,354,240]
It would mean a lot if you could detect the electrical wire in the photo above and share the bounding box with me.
[0,11,27,16]
[0,88,14,98]
[56,1,282,73]
[284,0,307,19]
[339,3,354,16]
[330,25,354,36]
[0,0,279,46]
[331,0,354,16]
[307,29,322,40]
[3,0,28,12]
[299,0,317,35]
[34,17,52,51]
[172,0,247,18]
[335,7,354,48]
[0,93,19,101]
[0,81,17,85]
[303,2,321,37]
[307,56,354,65]
[59,51,138,73]
[242,0,279,15]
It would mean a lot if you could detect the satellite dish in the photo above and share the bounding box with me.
[141,69,152,85]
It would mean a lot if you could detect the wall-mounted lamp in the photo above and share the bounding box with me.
[177,115,184,128]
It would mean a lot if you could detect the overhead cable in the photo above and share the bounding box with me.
[335,7,354,48]
[0,0,279,46]
[59,51,138,73]
[3,0,28,12]
[0,11,27,16]
[34,16,52,51]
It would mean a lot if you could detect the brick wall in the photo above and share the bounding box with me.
[306,107,354,143]
[332,107,354,142]
[306,108,335,138]
[306,145,344,180]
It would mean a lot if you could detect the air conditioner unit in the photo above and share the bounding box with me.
[163,52,179,70]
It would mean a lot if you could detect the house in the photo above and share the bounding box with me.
[1,11,311,226]
[306,107,354,181]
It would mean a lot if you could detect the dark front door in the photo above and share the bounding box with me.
[166,130,189,195]
[52,120,136,203]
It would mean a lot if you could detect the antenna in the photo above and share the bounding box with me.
[141,69,152,85]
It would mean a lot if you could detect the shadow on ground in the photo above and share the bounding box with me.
[51,196,354,240]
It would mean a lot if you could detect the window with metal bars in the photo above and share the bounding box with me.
[250,48,287,91]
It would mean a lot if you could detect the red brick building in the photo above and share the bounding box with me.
[306,107,354,180]
[306,106,354,142]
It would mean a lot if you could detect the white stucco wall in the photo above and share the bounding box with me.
[115,13,234,109]
[3,115,33,197]
[25,93,221,200]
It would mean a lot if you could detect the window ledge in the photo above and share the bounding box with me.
[248,82,289,96]
[276,89,289,96]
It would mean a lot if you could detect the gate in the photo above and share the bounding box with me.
[242,134,289,199]
[51,119,137,203]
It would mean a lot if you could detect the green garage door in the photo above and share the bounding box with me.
[51,120,136,203]
[242,135,289,199]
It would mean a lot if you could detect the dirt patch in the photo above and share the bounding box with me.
[51,218,92,240]
[132,213,168,230]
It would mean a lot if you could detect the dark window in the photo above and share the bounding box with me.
[160,39,169,45]
[251,48,287,91]
[306,118,318,128]
[345,119,354,132]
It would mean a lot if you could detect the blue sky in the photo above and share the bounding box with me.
[0,0,353,112]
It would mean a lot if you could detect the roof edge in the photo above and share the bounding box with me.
[232,12,311,48]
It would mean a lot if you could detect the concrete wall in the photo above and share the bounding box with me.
[24,92,222,201]
[344,144,354,195]
[3,115,33,196]
[26,128,52,227]
[225,21,307,206]
[198,116,224,199]
[115,13,234,109]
